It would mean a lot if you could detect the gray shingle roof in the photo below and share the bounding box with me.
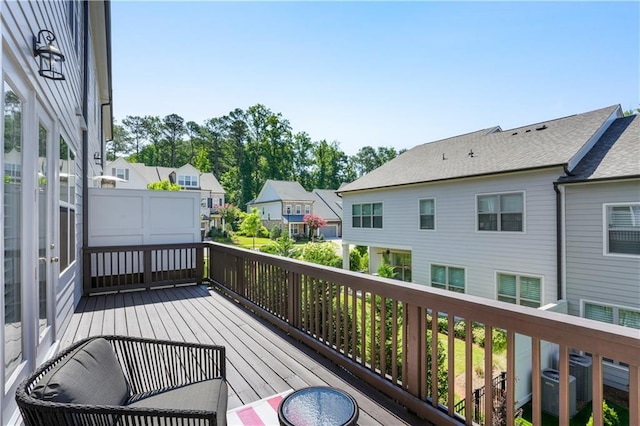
[559,115,640,182]
[255,180,314,203]
[339,105,620,193]
[312,189,343,221]
[199,173,225,193]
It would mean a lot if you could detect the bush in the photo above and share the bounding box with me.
[437,317,448,334]
[354,245,368,256]
[472,325,486,347]
[257,225,270,238]
[492,329,507,353]
[587,401,620,426]
[300,242,341,268]
[453,320,466,340]
[269,226,282,240]
[360,252,369,272]
[377,262,396,278]
[349,249,362,271]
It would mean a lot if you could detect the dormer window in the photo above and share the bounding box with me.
[178,175,198,187]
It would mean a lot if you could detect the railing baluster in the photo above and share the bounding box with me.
[465,318,472,425]
[531,337,541,426]
[484,324,493,425]
[447,314,455,416]
[506,330,516,426]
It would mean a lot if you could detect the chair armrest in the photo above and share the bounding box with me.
[104,336,226,394]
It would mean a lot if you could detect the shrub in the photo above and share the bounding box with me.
[269,226,282,240]
[376,262,396,279]
[300,242,341,268]
[492,329,507,353]
[472,326,486,347]
[587,401,620,426]
[437,317,448,334]
[453,320,466,340]
[349,249,362,271]
[354,245,368,256]
[360,252,369,272]
[257,225,270,238]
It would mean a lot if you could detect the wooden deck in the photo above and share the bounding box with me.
[61,284,427,425]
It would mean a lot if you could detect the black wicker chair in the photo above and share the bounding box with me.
[15,335,227,426]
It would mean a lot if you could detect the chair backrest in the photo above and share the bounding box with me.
[31,337,130,406]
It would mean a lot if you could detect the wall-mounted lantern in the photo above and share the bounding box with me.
[33,30,65,81]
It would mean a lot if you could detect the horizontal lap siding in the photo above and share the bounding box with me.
[564,181,640,317]
[343,169,560,304]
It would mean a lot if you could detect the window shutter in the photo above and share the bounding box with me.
[112,167,115,176]
[125,169,129,181]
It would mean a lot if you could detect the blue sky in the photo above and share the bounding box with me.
[111,1,639,155]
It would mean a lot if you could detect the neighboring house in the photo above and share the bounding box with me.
[104,159,226,231]
[558,114,640,391]
[0,1,112,422]
[338,105,638,394]
[248,180,343,238]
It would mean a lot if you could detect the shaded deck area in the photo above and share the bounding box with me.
[61,284,427,425]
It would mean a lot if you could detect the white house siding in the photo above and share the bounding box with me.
[564,180,640,391]
[1,1,109,421]
[342,168,562,305]
[256,201,282,221]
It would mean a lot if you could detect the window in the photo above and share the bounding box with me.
[352,203,383,229]
[605,204,640,255]
[305,205,311,214]
[177,175,198,187]
[497,273,541,307]
[295,204,301,214]
[431,264,465,293]
[114,168,128,180]
[59,137,76,272]
[285,205,292,215]
[3,80,24,380]
[478,192,524,232]
[583,301,640,367]
[419,199,435,230]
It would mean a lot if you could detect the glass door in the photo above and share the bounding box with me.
[35,105,55,363]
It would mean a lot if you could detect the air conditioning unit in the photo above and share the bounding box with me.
[569,354,592,403]
[541,368,577,418]
[552,352,593,403]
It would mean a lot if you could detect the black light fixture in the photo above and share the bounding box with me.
[93,152,102,165]
[33,30,65,81]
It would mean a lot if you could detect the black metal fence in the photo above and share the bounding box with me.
[454,371,506,424]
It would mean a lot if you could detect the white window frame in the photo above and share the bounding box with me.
[418,198,436,231]
[115,168,126,180]
[295,204,301,214]
[305,205,311,215]
[352,202,383,229]
[495,271,542,308]
[430,263,466,293]
[581,299,640,368]
[476,191,525,233]
[178,175,198,187]
[603,202,640,258]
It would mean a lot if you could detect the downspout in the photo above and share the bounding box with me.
[81,0,90,248]
[553,182,563,300]
[554,164,574,300]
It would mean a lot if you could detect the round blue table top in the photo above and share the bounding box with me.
[278,386,359,426]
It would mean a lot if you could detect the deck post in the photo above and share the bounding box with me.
[143,247,152,290]
[406,303,422,397]
[196,245,204,283]
[82,249,92,295]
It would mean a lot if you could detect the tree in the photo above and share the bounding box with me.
[121,115,147,156]
[162,113,186,167]
[147,180,180,191]
[623,107,639,117]
[239,208,262,249]
[107,123,131,161]
[218,203,241,233]
[303,213,327,240]
[300,242,342,268]
[141,116,162,165]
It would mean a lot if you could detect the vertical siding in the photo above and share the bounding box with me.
[342,169,561,305]
[564,181,640,316]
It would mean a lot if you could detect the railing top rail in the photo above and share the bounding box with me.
[85,242,206,253]
[205,241,640,365]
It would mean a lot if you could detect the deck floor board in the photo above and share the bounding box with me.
[61,285,427,425]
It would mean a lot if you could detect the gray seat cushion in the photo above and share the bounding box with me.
[31,338,130,405]
[127,379,227,423]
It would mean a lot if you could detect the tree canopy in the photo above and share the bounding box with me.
[109,104,403,209]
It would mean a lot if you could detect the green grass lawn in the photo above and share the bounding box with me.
[231,236,272,249]
[517,400,629,425]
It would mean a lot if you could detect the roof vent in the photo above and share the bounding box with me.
[525,129,531,133]
[442,153,447,160]
[536,124,548,131]
[512,132,518,136]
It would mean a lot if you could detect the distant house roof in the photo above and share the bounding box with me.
[312,189,342,221]
[339,105,621,193]
[254,180,315,203]
[199,173,225,193]
[558,114,640,183]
